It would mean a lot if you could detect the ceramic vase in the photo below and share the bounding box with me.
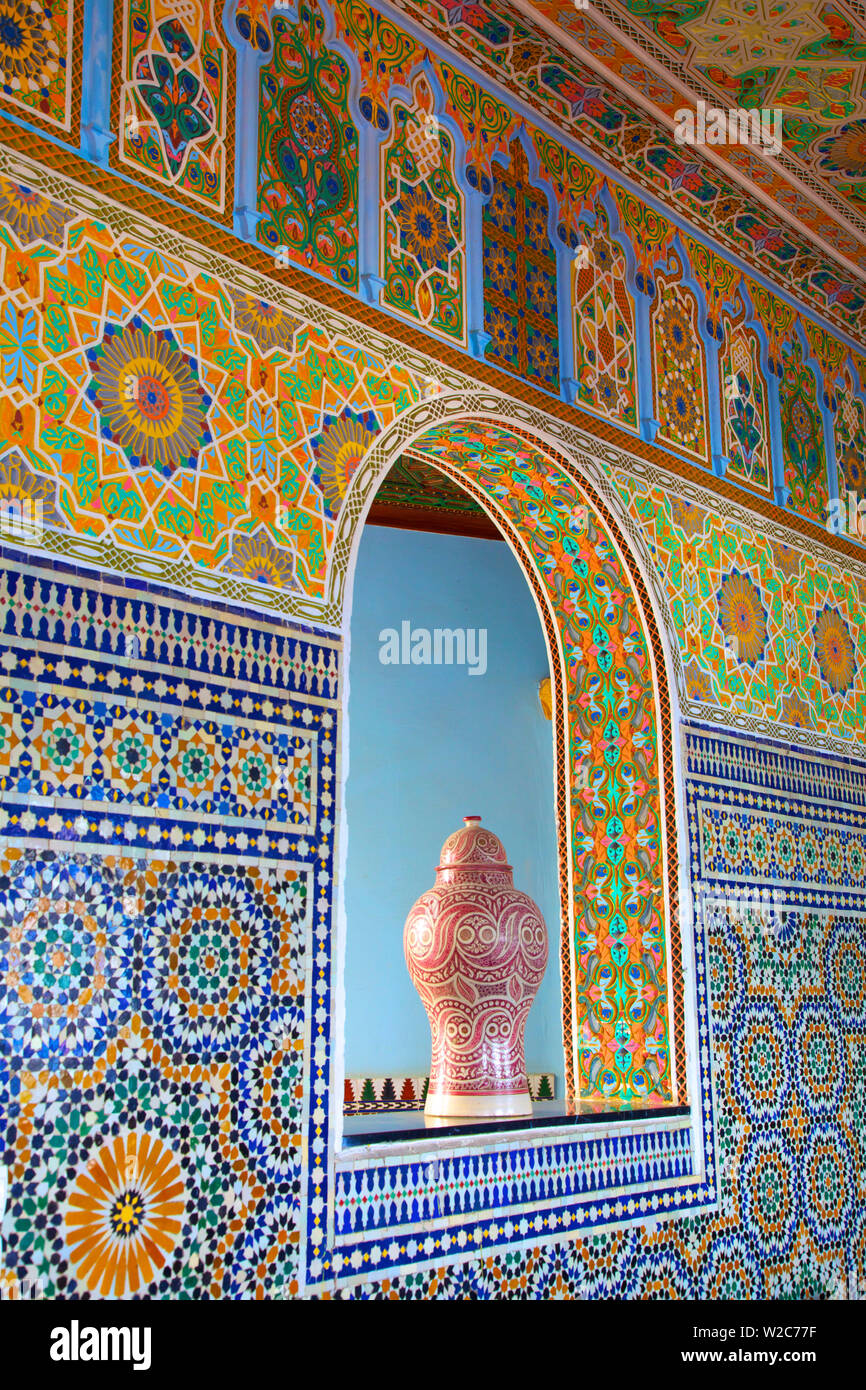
[403,815,548,1118]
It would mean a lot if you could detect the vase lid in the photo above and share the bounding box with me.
[437,816,512,871]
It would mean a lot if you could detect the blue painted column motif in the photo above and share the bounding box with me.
[358,116,387,306]
[225,0,269,244]
[635,286,660,445]
[81,0,114,165]
[558,241,579,404]
[705,335,728,478]
[466,190,491,360]
[766,371,789,508]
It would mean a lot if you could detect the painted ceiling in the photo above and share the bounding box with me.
[368,456,501,538]
[527,0,866,288]
[374,456,485,513]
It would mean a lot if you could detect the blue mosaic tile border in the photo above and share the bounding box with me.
[685,728,866,809]
[685,727,866,913]
[332,1127,694,1237]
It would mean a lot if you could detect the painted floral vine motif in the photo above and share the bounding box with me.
[801,318,846,411]
[652,263,709,463]
[748,279,797,378]
[257,0,359,289]
[611,185,674,296]
[333,0,420,132]
[118,0,229,211]
[780,338,829,524]
[529,129,599,248]
[572,199,638,429]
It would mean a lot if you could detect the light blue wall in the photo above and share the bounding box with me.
[343,524,563,1091]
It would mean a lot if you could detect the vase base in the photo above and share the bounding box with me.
[424,1091,532,1119]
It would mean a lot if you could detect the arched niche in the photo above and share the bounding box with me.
[343,466,562,1098]
[330,396,686,1109]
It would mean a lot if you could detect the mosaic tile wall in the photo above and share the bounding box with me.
[1,551,337,1298]
[1,561,864,1298]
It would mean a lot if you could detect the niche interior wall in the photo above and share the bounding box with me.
[342,523,562,1094]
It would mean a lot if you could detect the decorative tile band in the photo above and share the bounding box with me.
[0,555,338,863]
[343,1073,556,1111]
[332,1126,694,1237]
[685,727,866,913]
[0,685,318,826]
[698,806,866,910]
[684,729,866,808]
[0,558,339,697]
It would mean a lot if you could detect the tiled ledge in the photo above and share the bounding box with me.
[340,1099,691,1149]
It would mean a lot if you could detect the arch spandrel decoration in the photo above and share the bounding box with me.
[336,410,684,1108]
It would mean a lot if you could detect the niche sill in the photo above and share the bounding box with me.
[341,1099,690,1149]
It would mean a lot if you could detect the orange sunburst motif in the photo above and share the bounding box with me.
[717,569,767,665]
[65,1132,185,1297]
[813,606,856,695]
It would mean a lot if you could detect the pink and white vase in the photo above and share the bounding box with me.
[403,816,548,1118]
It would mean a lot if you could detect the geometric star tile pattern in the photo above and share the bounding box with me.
[1,551,330,1300]
[619,476,866,742]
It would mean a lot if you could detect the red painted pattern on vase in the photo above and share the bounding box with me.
[403,816,548,1118]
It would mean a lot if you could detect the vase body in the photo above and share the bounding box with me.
[403,816,548,1118]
